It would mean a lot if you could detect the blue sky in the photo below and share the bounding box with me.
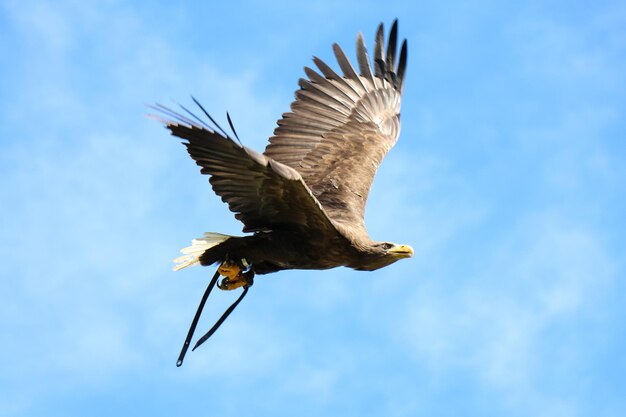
[1,0,625,416]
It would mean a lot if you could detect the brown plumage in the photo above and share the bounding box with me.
[156,20,413,278]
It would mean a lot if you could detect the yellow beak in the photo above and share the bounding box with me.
[389,244,414,258]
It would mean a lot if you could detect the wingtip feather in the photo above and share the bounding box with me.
[397,39,408,90]
[386,20,398,77]
[356,32,376,87]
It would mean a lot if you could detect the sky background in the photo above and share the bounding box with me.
[1,0,625,416]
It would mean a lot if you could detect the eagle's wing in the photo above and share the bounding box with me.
[263,21,407,235]
[155,106,336,235]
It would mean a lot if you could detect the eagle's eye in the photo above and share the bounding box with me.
[381,242,394,250]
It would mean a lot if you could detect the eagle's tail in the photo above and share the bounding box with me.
[173,232,233,271]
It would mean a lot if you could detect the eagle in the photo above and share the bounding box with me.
[154,20,413,366]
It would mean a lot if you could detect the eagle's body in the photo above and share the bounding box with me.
[196,230,401,275]
[158,20,413,282]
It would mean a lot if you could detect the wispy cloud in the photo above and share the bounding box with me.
[0,0,287,406]
[397,210,615,413]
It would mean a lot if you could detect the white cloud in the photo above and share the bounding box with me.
[0,0,287,398]
[397,211,615,412]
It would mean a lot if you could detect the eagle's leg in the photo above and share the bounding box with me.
[217,259,254,290]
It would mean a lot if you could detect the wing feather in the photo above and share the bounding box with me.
[386,20,398,81]
[262,20,408,235]
[312,56,362,101]
[157,107,337,235]
[356,33,377,88]
[373,23,385,78]
[397,39,408,91]
[332,43,368,94]
[303,67,355,106]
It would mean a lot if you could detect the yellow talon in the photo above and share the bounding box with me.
[218,261,241,280]
[217,261,251,290]
[218,276,248,291]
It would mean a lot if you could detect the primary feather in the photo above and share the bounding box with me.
[265,20,407,237]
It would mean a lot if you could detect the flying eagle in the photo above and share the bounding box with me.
[154,20,413,366]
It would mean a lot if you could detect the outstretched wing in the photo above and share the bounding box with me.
[154,105,336,235]
[264,20,408,235]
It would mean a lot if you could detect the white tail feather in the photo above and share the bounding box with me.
[173,232,232,271]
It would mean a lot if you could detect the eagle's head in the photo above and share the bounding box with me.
[353,241,414,271]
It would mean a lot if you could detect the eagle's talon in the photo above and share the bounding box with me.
[217,260,254,290]
[218,261,241,280]
[218,275,247,291]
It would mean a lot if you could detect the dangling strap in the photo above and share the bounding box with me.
[176,270,220,367]
[176,269,252,367]
[192,285,249,351]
